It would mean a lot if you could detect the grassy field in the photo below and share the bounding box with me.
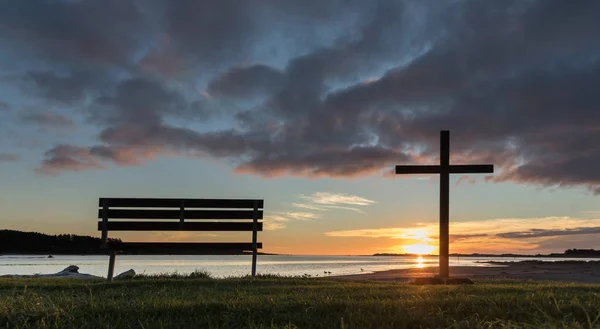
[1,274,599,329]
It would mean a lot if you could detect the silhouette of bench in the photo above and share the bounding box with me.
[98,197,263,282]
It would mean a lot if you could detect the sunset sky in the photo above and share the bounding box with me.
[1,0,599,255]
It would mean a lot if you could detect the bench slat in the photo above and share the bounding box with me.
[99,198,263,209]
[97,221,263,231]
[108,242,262,252]
[98,221,263,232]
[97,209,263,220]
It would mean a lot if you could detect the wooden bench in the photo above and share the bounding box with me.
[98,197,263,281]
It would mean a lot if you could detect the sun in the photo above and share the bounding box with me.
[403,243,436,255]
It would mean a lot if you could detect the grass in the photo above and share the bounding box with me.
[0,275,599,329]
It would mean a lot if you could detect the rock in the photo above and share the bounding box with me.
[114,269,135,280]
[47,255,54,258]
[63,265,79,273]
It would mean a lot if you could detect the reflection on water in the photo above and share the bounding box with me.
[1,255,598,278]
[415,256,425,268]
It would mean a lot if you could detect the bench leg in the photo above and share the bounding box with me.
[251,202,258,277]
[107,251,116,282]
[251,248,257,277]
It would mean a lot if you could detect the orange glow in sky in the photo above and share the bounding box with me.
[402,243,436,255]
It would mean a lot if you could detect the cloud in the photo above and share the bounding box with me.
[0,101,9,111]
[301,192,376,206]
[207,64,285,99]
[496,227,600,239]
[0,0,598,194]
[139,1,259,76]
[317,205,368,215]
[35,77,216,173]
[297,192,376,215]
[0,153,19,162]
[262,213,289,231]
[0,0,149,67]
[265,192,374,230]
[21,111,75,130]
[449,234,489,243]
[264,220,287,231]
[533,234,600,254]
[292,203,329,211]
[20,70,112,105]
[37,145,103,175]
[277,212,323,221]
[263,211,323,231]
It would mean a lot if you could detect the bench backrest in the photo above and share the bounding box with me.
[98,198,263,245]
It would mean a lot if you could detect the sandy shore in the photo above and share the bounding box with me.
[331,261,600,283]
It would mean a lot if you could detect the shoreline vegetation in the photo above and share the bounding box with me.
[0,230,277,255]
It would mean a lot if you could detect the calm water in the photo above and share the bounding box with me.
[2,255,599,278]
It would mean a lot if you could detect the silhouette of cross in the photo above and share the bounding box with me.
[395,130,494,279]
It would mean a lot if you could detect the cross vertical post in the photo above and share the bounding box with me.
[395,130,493,281]
[439,131,450,279]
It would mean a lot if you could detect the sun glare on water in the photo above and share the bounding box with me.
[416,255,425,268]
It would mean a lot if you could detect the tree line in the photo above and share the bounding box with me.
[0,230,121,255]
[0,230,268,255]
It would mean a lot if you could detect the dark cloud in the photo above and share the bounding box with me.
[236,146,411,178]
[207,65,285,99]
[0,101,9,111]
[0,153,19,162]
[0,0,148,67]
[38,145,102,175]
[37,77,225,172]
[140,0,257,76]
[534,234,600,253]
[5,0,597,193]
[496,227,600,239]
[449,234,488,243]
[139,0,377,76]
[21,111,75,130]
[21,70,112,105]
[91,77,189,125]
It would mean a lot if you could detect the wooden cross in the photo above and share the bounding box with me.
[395,130,494,279]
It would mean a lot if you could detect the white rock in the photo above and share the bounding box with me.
[114,269,135,280]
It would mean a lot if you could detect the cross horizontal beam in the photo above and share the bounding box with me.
[395,164,493,175]
[449,164,494,174]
